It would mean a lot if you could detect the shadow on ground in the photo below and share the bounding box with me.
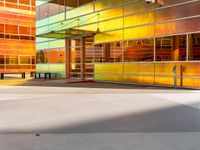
[0,78,194,91]
[1,101,200,134]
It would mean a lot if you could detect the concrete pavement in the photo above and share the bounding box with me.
[0,79,200,149]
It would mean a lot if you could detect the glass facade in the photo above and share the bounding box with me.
[0,0,36,73]
[36,0,200,88]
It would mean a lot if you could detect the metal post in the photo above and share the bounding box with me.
[64,0,67,20]
[173,65,177,89]
[35,72,37,79]
[180,65,184,87]
[186,34,189,61]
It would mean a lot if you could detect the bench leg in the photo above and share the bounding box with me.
[35,73,37,79]
[45,73,47,79]
[1,74,4,79]
[22,73,25,79]
[30,72,33,77]
[49,73,51,79]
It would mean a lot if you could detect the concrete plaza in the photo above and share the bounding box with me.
[0,79,200,150]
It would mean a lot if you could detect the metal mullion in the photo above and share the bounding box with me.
[4,55,6,70]
[77,0,79,7]
[64,0,66,20]
[186,33,189,61]
[154,37,156,62]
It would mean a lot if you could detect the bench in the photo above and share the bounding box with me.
[34,72,61,79]
[0,72,26,79]
[30,71,36,77]
[34,72,52,79]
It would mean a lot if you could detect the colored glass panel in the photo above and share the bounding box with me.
[0,0,35,73]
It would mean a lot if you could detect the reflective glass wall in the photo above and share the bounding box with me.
[0,0,36,73]
[36,0,200,87]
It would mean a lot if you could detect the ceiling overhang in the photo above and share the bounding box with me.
[37,0,93,7]
[37,28,97,39]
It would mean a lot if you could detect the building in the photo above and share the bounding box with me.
[36,0,200,88]
[0,0,36,74]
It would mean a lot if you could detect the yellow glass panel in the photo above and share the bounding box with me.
[95,0,122,11]
[95,30,123,43]
[124,11,154,28]
[124,25,154,40]
[99,18,123,32]
[98,7,123,21]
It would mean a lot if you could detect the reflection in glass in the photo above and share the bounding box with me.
[49,48,59,63]
[0,55,4,64]
[37,50,49,64]
[59,48,65,63]
[20,56,31,64]
[189,33,200,61]
[6,56,18,64]
[109,42,123,62]
[124,38,154,62]
[156,35,186,61]
[94,44,103,63]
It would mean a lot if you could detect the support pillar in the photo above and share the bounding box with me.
[173,35,180,61]
[81,37,86,80]
[65,39,71,79]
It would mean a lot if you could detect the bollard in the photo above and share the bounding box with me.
[172,65,177,89]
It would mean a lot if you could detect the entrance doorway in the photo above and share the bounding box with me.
[67,37,94,80]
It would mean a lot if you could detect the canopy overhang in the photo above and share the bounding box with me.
[37,28,97,39]
[37,0,94,7]
[37,0,76,6]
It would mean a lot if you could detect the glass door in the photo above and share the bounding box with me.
[69,37,94,79]
[69,38,82,79]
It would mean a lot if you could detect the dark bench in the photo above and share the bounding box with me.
[30,71,36,77]
[34,72,51,79]
[34,72,61,80]
[0,72,26,79]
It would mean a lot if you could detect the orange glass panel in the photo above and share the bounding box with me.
[6,0,18,3]
[0,24,4,32]
[19,0,30,5]
[49,49,59,63]
[59,48,65,63]
[0,0,35,73]
[19,26,31,35]
[5,24,18,34]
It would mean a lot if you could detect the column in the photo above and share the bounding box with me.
[173,35,180,61]
[81,37,86,80]
[65,39,71,79]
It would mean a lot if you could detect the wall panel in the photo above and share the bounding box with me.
[95,30,123,43]
[124,25,155,40]
[94,62,200,88]
[155,17,200,36]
